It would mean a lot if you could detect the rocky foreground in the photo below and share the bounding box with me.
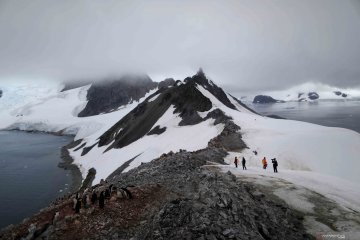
[0,148,313,240]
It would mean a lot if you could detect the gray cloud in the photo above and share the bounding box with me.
[0,0,360,91]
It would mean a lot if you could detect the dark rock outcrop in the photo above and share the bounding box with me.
[208,121,246,151]
[0,89,2,98]
[147,125,167,135]
[308,92,319,100]
[334,91,347,98]
[204,109,233,125]
[158,78,176,89]
[78,75,157,117]
[253,95,278,104]
[185,69,237,110]
[266,114,286,119]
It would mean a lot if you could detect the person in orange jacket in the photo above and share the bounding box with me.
[262,157,267,169]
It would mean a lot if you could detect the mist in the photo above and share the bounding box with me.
[0,0,360,91]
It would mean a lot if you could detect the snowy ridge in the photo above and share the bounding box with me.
[1,74,360,237]
[0,74,359,215]
[70,105,223,183]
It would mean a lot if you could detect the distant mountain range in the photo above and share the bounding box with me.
[238,82,360,103]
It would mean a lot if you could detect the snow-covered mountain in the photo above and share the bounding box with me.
[241,82,360,103]
[1,72,360,187]
[1,70,360,236]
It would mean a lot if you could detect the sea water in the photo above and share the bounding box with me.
[0,131,73,229]
[248,100,360,133]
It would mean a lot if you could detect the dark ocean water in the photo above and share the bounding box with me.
[0,131,73,229]
[248,100,360,133]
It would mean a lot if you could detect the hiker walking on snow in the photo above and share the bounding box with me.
[271,158,278,173]
[262,157,267,169]
[234,157,238,168]
[242,157,247,170]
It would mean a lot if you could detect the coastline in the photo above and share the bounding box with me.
[58,140,83,193]
[0,129,84,229]
[1,128,84,193]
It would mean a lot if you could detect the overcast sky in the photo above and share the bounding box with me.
[0,0,360,91]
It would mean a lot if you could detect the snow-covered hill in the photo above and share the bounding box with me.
[1,73,360,188]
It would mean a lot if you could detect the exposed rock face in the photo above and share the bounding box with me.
[185,69,237,110]
[208,121,246,151]
[334,91,342,96]
[98,78,212,150]
[342,93,348,98]
[205,109,247,151]
[78,75,157,117]
[266,114,286,119]
[253,95,278,104]
[0,89,2,98]
[147,125,166,136]
[308,92,319,100]
[0,150,312,240]
[158,78,176,89]
[97,70,240,151]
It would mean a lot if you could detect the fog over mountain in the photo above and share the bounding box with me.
[0,0,360,92]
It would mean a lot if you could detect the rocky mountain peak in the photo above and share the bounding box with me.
[184,70,237,110]
[78,75,157,117]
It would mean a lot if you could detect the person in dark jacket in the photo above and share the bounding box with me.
[271,158,278,173]
[234,157,238,168]
[99,191,105,209]
[242,157,247,170]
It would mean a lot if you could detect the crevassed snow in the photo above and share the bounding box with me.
[0,81,62,113]
[70,105,224,184]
